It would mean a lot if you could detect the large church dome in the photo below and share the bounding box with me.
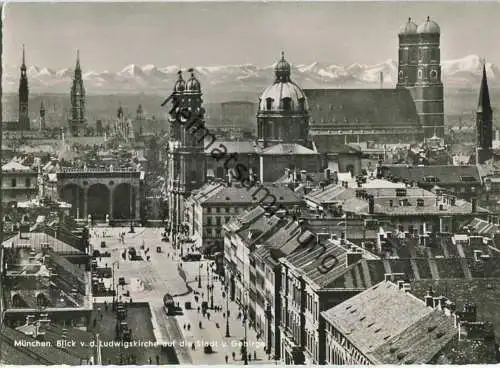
[258,52,308,113]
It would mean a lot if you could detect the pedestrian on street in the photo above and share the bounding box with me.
[148,357,152,364]
[187,323,191,330]
[232,352,236,360]
[199,321,202,329]
[223,312,225,318]
[207,312,210,320]
[225,355,228,363]
[248,353,252,361]
[183,324,186,330]
[254,351,257,360]
[156,355,159,365]
[191,342,195,350]
[197,306,200,313]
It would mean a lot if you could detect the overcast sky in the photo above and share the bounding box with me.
[4,1,500,71]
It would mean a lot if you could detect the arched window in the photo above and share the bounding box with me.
[430,70,438,80]
[299,98,306,112]
[417,70,423,80]
[12,294,22,307]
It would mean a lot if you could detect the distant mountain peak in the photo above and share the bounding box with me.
[3,54,498,94]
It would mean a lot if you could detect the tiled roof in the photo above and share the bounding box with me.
[466,217,500,236]
[371,308,456,364]
[411,279,500,339]
[322,281,454,363]
[260,143,318,155]
[202,185,303,205]
[311,136,362,155]
[381,165,481,185]
[192,182,225,202]
[304,89,420,129]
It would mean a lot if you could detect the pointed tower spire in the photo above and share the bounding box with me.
[477,60,492,114]
[76,49,80,70]
[21,44,26,70]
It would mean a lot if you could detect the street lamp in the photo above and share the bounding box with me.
[225,282,230,337]
[198,264,202,289]
[112,261,119,309]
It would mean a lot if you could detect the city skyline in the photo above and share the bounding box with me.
[4,1,500,71]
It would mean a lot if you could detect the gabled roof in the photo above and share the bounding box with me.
[322,281,455,364]
[260,143,318,155]
[304,88,420,129]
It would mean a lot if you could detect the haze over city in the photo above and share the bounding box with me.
[4,1,500,71]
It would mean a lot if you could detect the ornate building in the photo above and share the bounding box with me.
[398,16,445,138]
[69,50,86,136]
[257,52,309,148]
[476,63,493,164]
[165,69,207,231]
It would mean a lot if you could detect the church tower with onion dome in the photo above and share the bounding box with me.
[397,17,444,139]
[165,69,206,233]
[397,17,419,87]
[257,52,310,148]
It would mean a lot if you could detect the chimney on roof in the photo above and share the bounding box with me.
[325,168,331,182]
[425,288,434,307]
[346,249,363,267]
[473,249,482,262]
[384,272,406,283]
[368,195,375,214]
[472,198,477,213]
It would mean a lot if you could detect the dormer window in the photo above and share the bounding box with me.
[266,98,274,110]
[299,98,306,112]
[282,97,292,111]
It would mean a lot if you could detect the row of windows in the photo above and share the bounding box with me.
[5,178,32,188]
[206,216,232,226]
[205,206,244,214]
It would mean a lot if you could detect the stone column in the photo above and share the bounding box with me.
[109,186,114,220]
[135,186,141,221]
[83,188,88,219]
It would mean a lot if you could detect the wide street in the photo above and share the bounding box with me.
[89,226,273,365]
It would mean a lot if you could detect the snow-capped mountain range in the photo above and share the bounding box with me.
[3,55,498,94]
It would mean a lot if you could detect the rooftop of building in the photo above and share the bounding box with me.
[304,88,420,129]
[260,143,318,155]
[322,281,457,364]
[198,183,303,206]
[380,164,481,185]
[3,247,89,310]
[2,231,84,254]
[311,137,363,155]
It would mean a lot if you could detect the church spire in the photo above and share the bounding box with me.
[76,49,81,70]
[21,44,26,71]
[477,61,492,115]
